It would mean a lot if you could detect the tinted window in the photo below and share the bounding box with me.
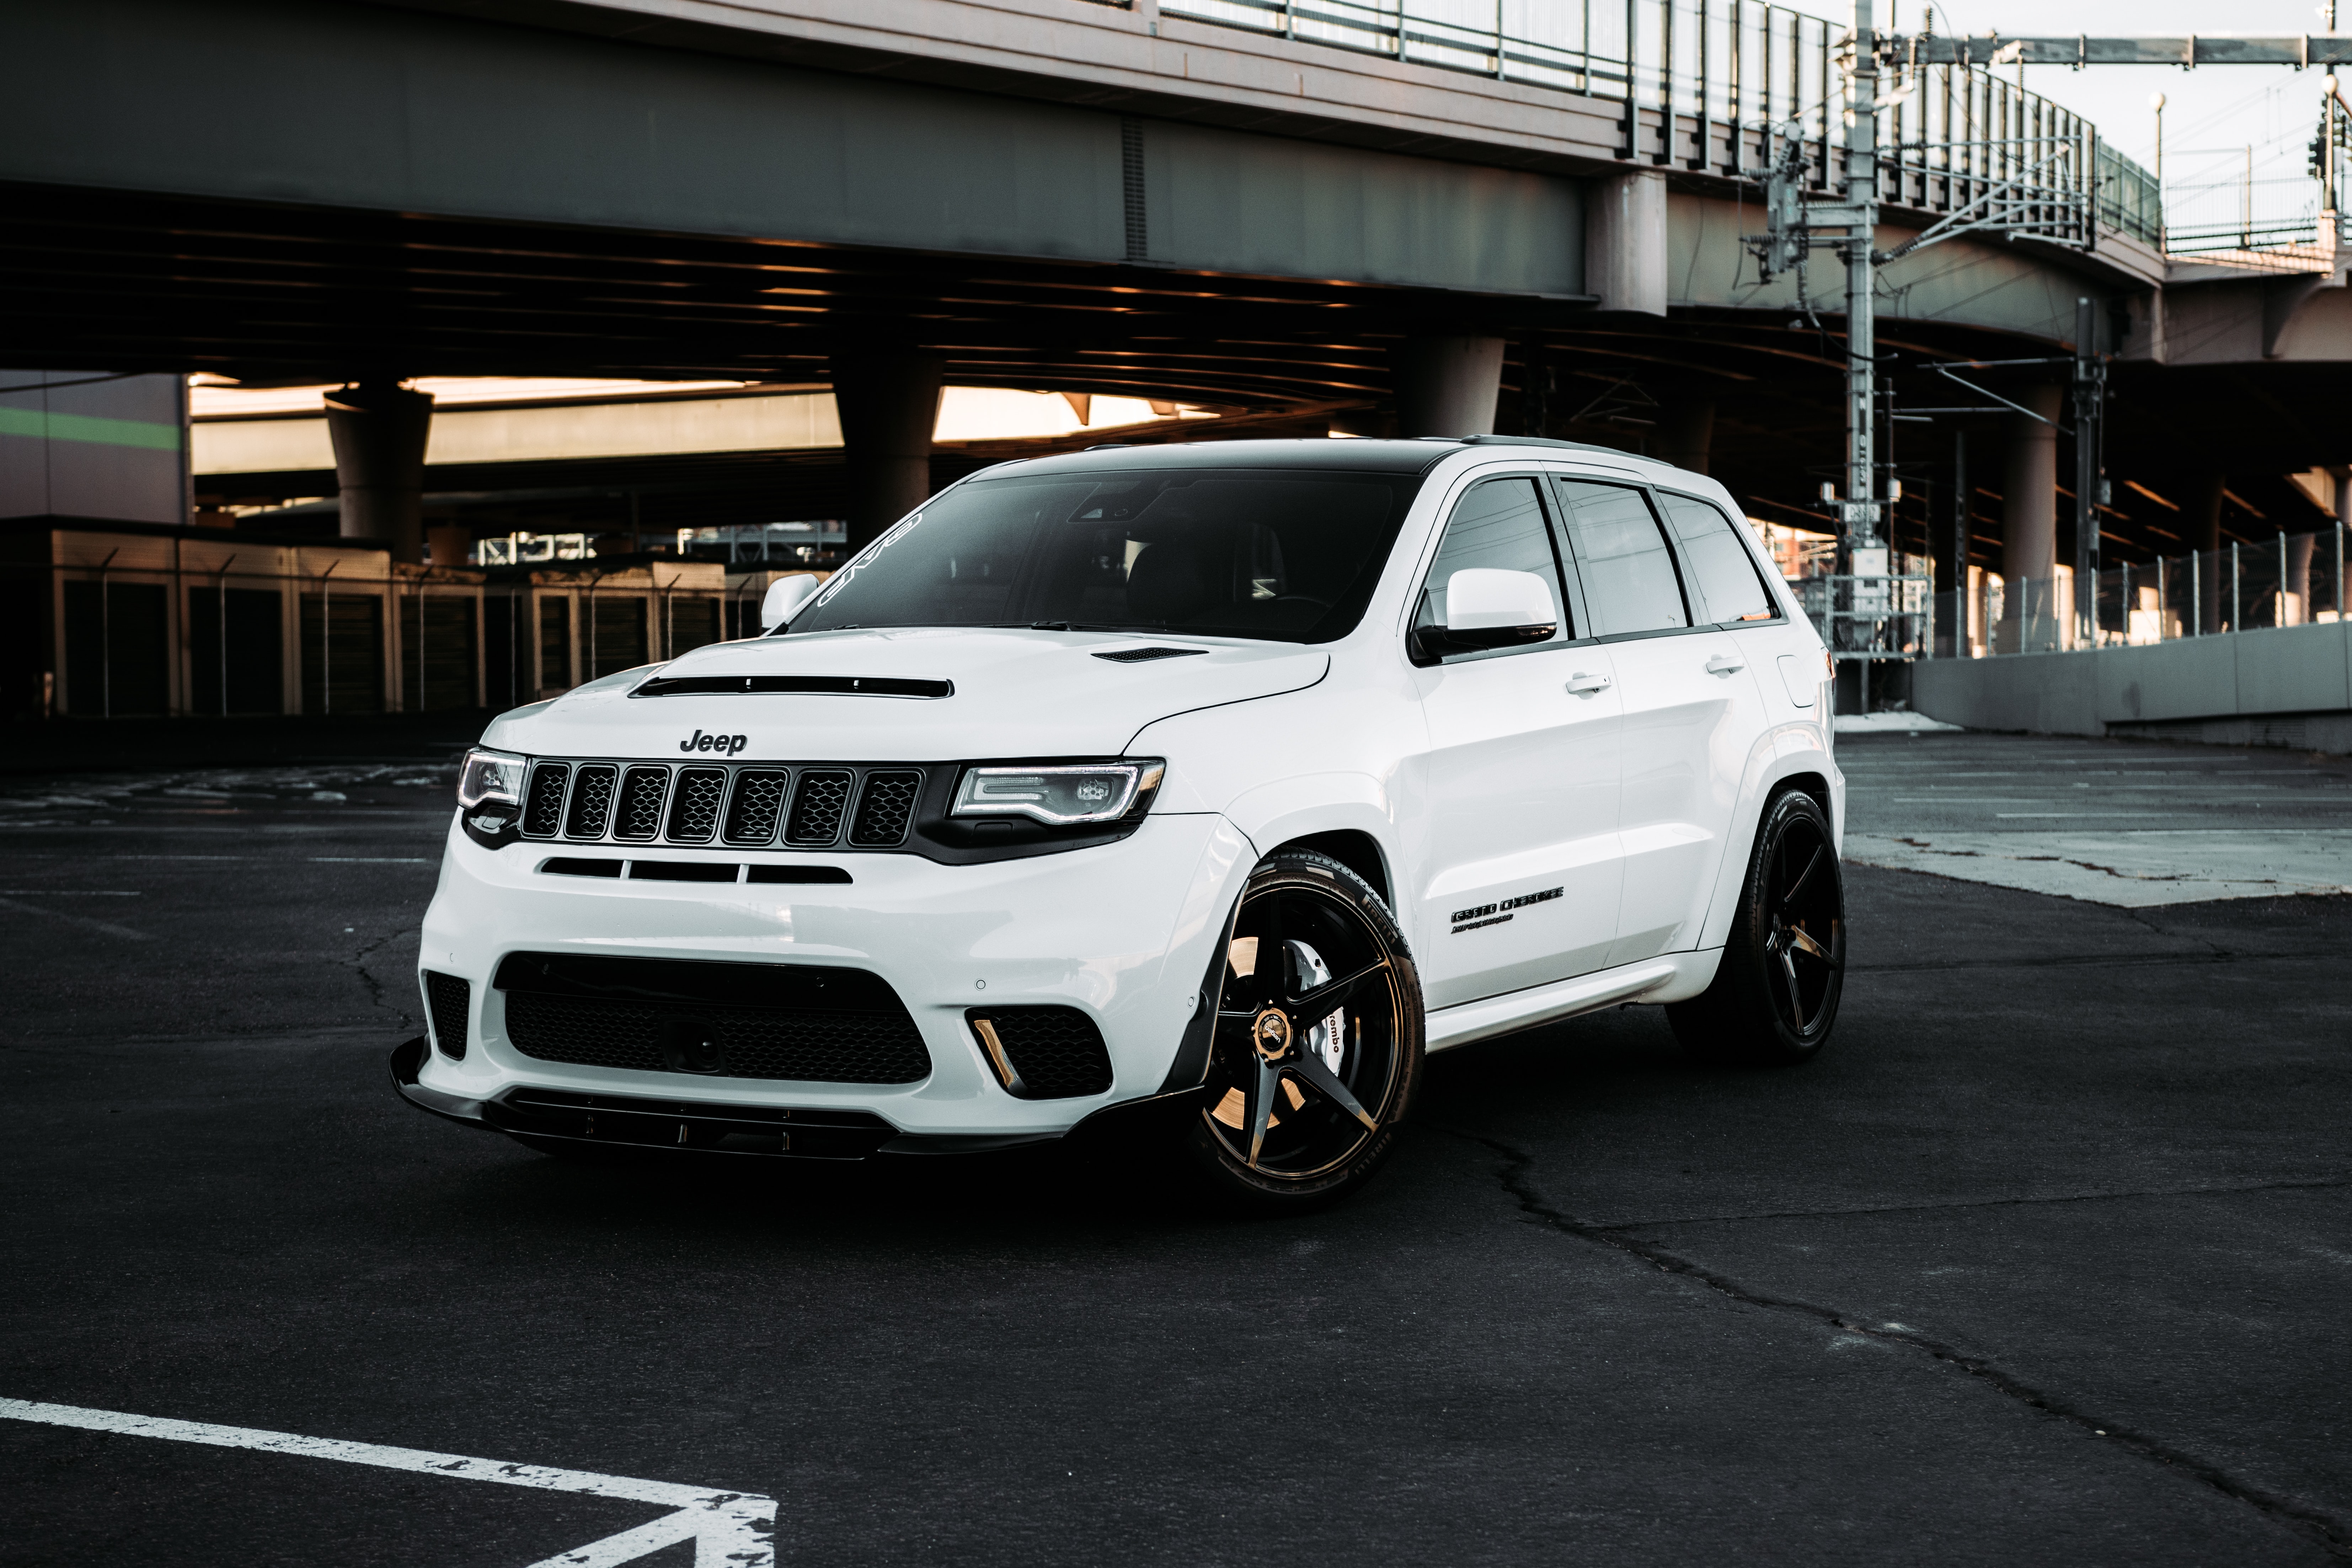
[1658,492,1774,624]
[789,469,1420,643]
[1412,477,1569,650]
[1552,479,1689,637]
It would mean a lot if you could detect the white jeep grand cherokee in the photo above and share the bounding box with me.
[394,436,1844,1207]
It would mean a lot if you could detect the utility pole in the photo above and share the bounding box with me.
[1844,0,1881,553]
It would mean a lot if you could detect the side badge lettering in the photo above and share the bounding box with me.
[1452,886,1563,935]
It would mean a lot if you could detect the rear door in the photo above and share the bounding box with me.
[1408,473,1624,1010]
[1653,487,1824,724]
[1547,475,1772,968]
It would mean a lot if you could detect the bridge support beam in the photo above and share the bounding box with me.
[1394,336,1505,437]
[1584,170,1668,317]
[831,352,944,556]
[2191,470,2226,633]
[324,382,434,565]
[1997,385,2062,652]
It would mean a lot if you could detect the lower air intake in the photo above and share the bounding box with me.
[972,1006,1113,1098]
[496,952,930,1085]
[423,971,471,1060]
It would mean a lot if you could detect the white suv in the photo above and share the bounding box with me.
[394,437,1844,1207]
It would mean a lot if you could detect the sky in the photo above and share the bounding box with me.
[1891,0,2344,217]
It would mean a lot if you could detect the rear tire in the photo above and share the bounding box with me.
[1668,788,1845,1066]
[1184,851,1424,1210]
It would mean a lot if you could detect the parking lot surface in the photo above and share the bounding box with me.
[3,727,2348,1565]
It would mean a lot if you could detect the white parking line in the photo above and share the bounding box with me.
[0,1398,774,1567]
[0,896,149,940]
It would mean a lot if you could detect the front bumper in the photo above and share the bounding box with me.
[408,810,1250,1140]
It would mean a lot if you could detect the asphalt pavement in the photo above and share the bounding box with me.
[2,723,2347,1566]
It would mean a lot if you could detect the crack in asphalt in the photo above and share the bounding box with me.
[351,931,416,1032]
[1448,1128,2352,1560]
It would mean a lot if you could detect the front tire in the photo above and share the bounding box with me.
[1185,850,1424,1210]
[1668,788,1845,1066]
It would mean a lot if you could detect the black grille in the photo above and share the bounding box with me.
[523,764,569,837]
[975,1006,1112,1098]
[667,767,727,841]
[565,764,617,838]
[724,770,790,845]
[615,766,669,840]
[850,771,921,846]
[1093,646,1208,663]
[787,770,853,846]
[496,952,931,1085]
[424,970,471,1060]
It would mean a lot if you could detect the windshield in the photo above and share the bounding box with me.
[788,468,1423,643]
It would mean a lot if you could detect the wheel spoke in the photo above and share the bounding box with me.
[1257,889,1287,999]
[1785,925,1839,968]
[1284,958,1388,1024]
[1245,1055,1282,1167]
[1777,948,1808,1031]
[1290,1051,1379,1131]
[1778,842,1825,912]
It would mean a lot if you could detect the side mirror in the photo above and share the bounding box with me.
[759,574,823,631]
[1415,567,1558,658]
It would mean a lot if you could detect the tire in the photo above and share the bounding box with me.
[1668,787,1846,1067]
[1184,850,1425,1210]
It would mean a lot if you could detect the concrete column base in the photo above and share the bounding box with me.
[1392,336,1504,438]
[324,382,434,565]
[830,352,944,557]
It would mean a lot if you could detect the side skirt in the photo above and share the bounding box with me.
[1423,949,1722,1054]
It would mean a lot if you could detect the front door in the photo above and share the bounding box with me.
[1408,475,1625,1011]
[1550,476,1771,968]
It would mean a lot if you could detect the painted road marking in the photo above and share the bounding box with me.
[0,896,149,940]
[1844,829,2352,906]
[0,1398,774,1567]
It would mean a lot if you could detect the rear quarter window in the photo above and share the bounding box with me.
[1657,492,1776,625]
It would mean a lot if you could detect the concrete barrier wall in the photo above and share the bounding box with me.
[1912,620,2352,750]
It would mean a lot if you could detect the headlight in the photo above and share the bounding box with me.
[458,748,526,810]
[950,759,1165,826]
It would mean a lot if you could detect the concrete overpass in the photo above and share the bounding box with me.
[6,0,2351,584]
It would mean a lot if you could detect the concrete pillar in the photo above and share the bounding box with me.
[830,352,944,556]
[1657,398,1715,475]
[1393,336,1505,437]
[1583,169,1668,316]
[2286,531,2316,624]
[324,382,433,565]
[1997,384,2062,651]
[2190,470,2225,633]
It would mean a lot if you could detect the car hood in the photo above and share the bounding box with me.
[483,627,1330,761]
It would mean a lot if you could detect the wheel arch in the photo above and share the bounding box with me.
[1264,828,1393,910]
[1692,735,1840,953]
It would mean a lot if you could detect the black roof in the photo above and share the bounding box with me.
[978,435,1647,481]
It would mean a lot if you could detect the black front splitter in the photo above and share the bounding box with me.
[387,1038,1194,1161]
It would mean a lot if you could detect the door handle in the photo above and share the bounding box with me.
[1705,653,1745,676]
[1566,671,1612,695]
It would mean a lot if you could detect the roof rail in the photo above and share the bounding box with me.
[1461,434,1643,457]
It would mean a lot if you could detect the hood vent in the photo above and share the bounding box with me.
[633,674,953,699]
[1092,647,1209,663]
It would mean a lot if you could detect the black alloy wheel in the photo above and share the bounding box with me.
[1187,850,1424,1208]
[1667,787,1845,1066]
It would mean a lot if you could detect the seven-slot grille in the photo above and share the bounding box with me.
[517,760,925,850]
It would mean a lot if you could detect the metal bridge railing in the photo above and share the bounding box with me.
[1153,0,2162,245]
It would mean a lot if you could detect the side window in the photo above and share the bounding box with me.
[1551,478,1690,638]
[1658,492,1776,624]
[1412,477,1570,653]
